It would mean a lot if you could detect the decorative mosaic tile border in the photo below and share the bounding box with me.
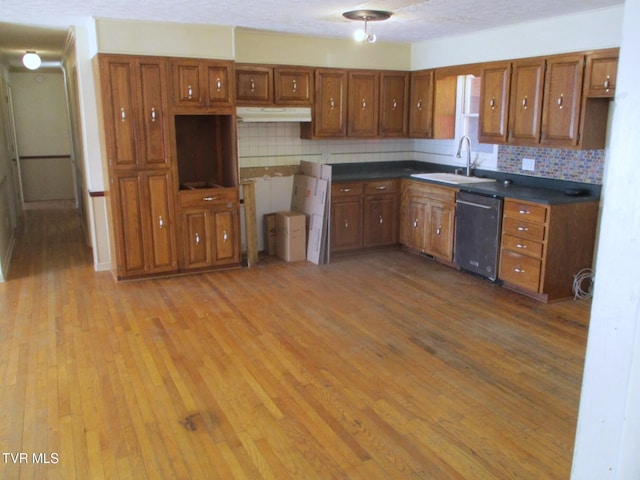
[497,145,605,185]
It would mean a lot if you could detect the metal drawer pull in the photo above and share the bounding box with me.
[340,188,351,192]
[187,85,193,99]
[376,185,387,190]
[517,226,529,231]
[514,267,525,273]
[203,196,217,201]
[250,78,255,92]
[151,108,157,122]
[516,243,527,249]
[456,199,492,210]
[519,209,530,214]
[292,79,297,93]
[195,233,200,245]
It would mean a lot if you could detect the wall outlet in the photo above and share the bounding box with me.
[522,158,536,171]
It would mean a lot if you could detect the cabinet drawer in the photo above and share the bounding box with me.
[364,179,398,195]
[179,187,238,207]
[504,201,547,224]
[405,180,457,204]
[332,182,364,198]
[502,234,543,258]
[499,250,542,292]
[502,217,545,242]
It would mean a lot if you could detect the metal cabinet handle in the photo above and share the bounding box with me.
[517,226,529,232]
[216,78,222,91]
[522,96,528,110]
[195,233,200,245]
[378,215,383,225]
[292,79,297,93]
[436,226,442,236]
[361,99,367,109]
[392,99,397,109]
[340,188,351,193]
[490,97,495,110]
[516,243,527,249]
[518,209,530,215]
[120,107,126,122]
[203,196,216,201]
[158,216,164,228]
[514,267,525,273]
[223,230,228,242]
[376,185,387,190]
[329,97,335,109]
[187,85,193,100]
[557,94,564,109]
[250,78,255,92]
[151,107,157,122]
[344,219,349,229]
[416,99,423,111]
[604,75,611,92]
[413,219,419,228]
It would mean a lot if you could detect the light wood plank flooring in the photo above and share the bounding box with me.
[0,201,590,479]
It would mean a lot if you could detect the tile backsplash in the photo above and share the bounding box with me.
[238,123,605,184]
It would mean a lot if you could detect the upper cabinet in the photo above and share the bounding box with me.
[99,55,171,170]
[235,64,314,106]
[302,68,348,138]
[478,62,511,143]
[409,69,434,138]
[274,67,314,105]
[235,64,273,105]
[348,70,380,137]
[379,71,409,138]
[171,59,235,111]
[584,48,618,97]
[540,54,585,147]
[507,58,545,144]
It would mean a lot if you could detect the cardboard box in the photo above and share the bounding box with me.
[263,213,277,255]
[276,211,306,262]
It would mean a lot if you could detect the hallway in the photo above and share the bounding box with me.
[0,202,591,479]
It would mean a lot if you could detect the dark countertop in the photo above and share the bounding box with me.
[331,160,601,205]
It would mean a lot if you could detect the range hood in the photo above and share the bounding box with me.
[236,106,312,123]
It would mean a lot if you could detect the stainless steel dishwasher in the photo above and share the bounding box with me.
[454,191,503,281]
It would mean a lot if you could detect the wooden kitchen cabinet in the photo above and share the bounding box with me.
[348,70,380,137]
[235,64,273,105]
[379,71,409,137]
[584,48,618,97]
[330,182,363,252]
[409,69,434,138]
[274,66,314,105]
[179,187,241,270]
[507,58,545,144]
[99,54,171,169]
[171,59,235,110]
[400,179,457,262]
[302,68,348,138]
[540,54,584,147]
[478,61,511,144]
[363,180,399,247]
[499,198,598,302]
[110,171,178,278]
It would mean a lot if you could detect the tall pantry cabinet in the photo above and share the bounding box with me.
[97,54,179,279]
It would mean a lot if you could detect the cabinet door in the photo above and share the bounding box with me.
[404,198,428,252]
[348,70,379,137]
[212,208,240,265]
[428,202,455,261]
[478,62,511,143]
[145,172,178,273]
[409,70,434,138]
[236,65,273,104]
[541,54,584,147]
[331,199,362,251]
[102,58,137,168]
[113,174,147,276]
[432,74,457,139]
[274,67,313,105]
[314,69,347,137]
[584,49,618,97]
[379,71,409,137]
[205,62,234,106]
[182,209,212,269]
[508,59,545,144]
[172,61,204,107]
[137,59,171,167]
[364,194,398,247]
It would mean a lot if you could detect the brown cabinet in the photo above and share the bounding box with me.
[584,48,618,97]
[379,71,409,137]
[111,171,178,278]
[508,58,545,144]
[499,198,598,302]
[330,182,363,251]
[99,55,171,169]
[171,59,234,110]
[274,66,314,105]
[478,62,511,143]
[400,179,456,262]
[540,54,585,147]
[348,70,379,137]
[303,68,348,138]
[409,69,434,138]
[235,64,273,105]
[179,187,240,269]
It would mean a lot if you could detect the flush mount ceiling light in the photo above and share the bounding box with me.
[343,10,392,44]
[23,51,41,70]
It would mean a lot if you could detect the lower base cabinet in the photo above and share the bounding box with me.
[179,187,241,270]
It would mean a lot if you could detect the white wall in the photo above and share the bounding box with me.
[571,0,640,477]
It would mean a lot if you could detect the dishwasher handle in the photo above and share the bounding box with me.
[456,199,493,210]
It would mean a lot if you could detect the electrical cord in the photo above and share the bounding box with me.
[573,268,594,300]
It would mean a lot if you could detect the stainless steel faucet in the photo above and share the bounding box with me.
[456,135,473,177]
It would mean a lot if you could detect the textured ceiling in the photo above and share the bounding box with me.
[0,0,623,71]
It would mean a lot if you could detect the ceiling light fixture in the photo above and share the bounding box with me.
[23,51,41,70]
[343,10,392,44]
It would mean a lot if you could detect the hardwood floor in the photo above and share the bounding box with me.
[0,201,591,479]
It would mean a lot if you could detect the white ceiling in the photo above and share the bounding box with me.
[0,0,622,71]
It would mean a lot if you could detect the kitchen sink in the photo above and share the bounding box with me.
[410,172,497,185]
